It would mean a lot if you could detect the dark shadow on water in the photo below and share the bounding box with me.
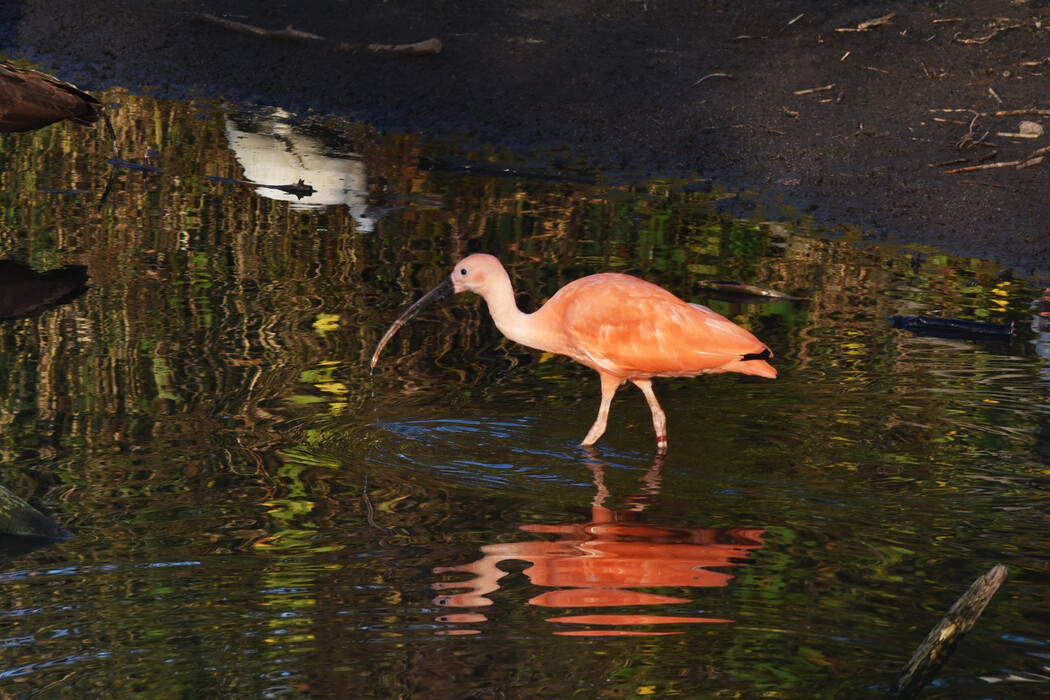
[0,534,67,571]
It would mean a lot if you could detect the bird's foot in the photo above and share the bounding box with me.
[655,435,668,453]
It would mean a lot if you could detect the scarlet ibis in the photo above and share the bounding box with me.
[371,254,776,451]
[0,61,102,133]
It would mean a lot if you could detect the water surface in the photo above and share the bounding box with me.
[0,91,1048,698]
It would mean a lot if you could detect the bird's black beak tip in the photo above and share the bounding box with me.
[370,275,456,366]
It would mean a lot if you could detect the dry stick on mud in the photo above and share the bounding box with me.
[794,84,835,96]
[197,13,322,42]
[929,108,1050,172]
[196,13,442,55]
[954,24,1022,45]
[886,564,1008,699]
[942,145,1049,173]
[970,108,1050,125]
[693,72,733,86]
[932,108,1050,137]
[335,39,442,56]
[836,13,895,33]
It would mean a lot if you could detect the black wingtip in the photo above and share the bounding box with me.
[740,348,773,362]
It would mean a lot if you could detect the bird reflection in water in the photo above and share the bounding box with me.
[431,453,765,637]
[0,260,90,321]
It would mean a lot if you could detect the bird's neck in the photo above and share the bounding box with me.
[479,274,553,352]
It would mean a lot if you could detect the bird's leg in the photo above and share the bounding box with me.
[581,373,623,446]
[630,378,667,452]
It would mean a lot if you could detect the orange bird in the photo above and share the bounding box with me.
[371,254,776,451]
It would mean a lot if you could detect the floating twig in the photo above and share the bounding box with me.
[362,476,395,547]
[269,179,318,197]
[107,157,164,174]
[203,175,317,199]
[694,280,796,303]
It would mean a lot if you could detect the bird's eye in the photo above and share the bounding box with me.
[460,268,467,275]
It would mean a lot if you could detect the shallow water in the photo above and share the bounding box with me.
[1,90,1049,698]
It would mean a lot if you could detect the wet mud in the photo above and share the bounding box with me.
[3,0,1050,273]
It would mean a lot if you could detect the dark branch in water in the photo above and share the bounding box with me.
[890,315,1012,342]
[203,175,316,199]
[886,564,1007,699]
[107,157,164,174]
[694,280,796,304]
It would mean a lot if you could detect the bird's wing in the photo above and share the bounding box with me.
[555,274,769,377]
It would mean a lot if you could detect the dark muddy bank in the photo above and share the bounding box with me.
[4,1,1049,273]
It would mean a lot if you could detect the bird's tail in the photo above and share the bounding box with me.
[727,348,777,378]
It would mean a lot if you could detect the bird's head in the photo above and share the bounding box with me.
[370,253,505,368]
[450,253,502,296]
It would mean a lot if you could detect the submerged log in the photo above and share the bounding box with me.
[0,483,69,539]
[890,315,1012,342]
[886,564,1008,699]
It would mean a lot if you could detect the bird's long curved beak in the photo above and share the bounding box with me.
[370,275,455,368]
